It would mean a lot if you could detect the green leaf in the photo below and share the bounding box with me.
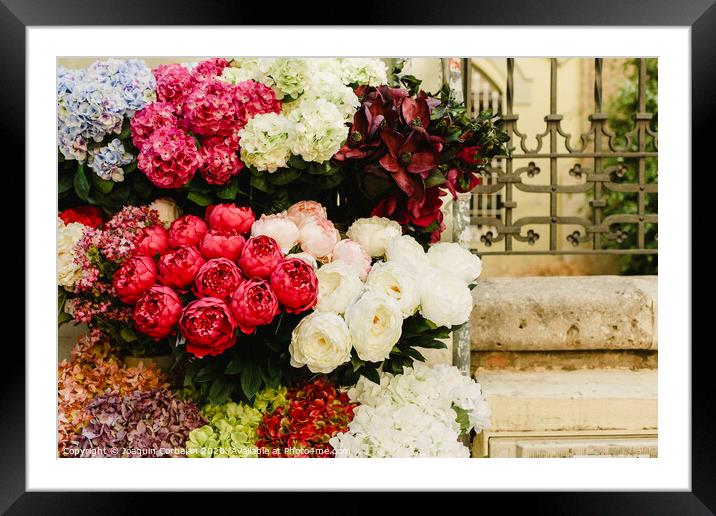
[208,376,232,404]
[58,171,73,194]
[267,168,301,186]
[240,364,262,399]
[453,404,471,435]
[402,347,426,362]
[250,172,274,193]
[224,357,244,375]
[187,191,213,206]
[91,173,114,194]
[184,361,202,386]
[73,164,90,201]
[289,155,310,170]
[351,355,365,373]
[411,339,447,350]
[216,178,240,200]
[425,169,446,188]
[360,366,380,384]
[120,328,137,342]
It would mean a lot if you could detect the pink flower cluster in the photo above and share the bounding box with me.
[132,58,282,187]
[114,203,319,359]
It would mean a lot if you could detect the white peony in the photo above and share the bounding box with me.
[427,242,482,284]
[329,362,490,458]
[148,197,181,229]
[345,291,402,363]
[330,239,372,281]
[315,260,364,314]
[289,311,352,374]
[250,212,300,254]
[418,270,473,328]
[238,112,295,173]
[288,98,349,163]
[57,219,85,291]
[384,234,431,276]
[259,58,309,99]
[298,215,340,261]
[339,58,388,87]
[365,261,420,317]
[287,252,318,270]
[346,217,402,258]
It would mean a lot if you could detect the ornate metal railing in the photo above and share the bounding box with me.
[457,57,658,256]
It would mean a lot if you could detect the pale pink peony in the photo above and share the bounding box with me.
[298,216,340,262]
[137,125,201,189]
[286,200,328,228]
[250,213,300,254]
[331,239,372,281]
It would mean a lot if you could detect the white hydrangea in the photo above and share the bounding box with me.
[301,70,360,122]
[365,261,420,317]
[259,58,310,99]
[288,98,349,163]
[219,59,263,84]
[329,362,490,458]
[57,219,85,291]
[238,112,295,172]
[339,58,388,86]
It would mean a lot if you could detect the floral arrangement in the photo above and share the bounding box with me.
[329,363,490,457]
[58,331,169,455]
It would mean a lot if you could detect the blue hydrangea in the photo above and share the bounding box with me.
[57,59,156,161]
[87,139,134,182]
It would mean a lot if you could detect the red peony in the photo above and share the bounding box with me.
[157,246,205,290]
[193,258,243,300]
[137,125,201,189]
[153,63,194,107]
[59,206,103,229]
[269,257,318,314]
[191,58,230,82]
[232,80,282,130]
[206,203,255,235]
[133,224,169,258]
[182,79,240,137]
[456,145,482,165]
[179,297,237,357]
[199,228,245,261]
[133,285,183,340]
[168,215,208,248]
[112,256,158,305]
[199,135,244,185]
[237,235,283,280]
[229,278,280,334]
[130,101,178,150]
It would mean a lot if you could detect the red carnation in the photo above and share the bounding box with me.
[237,235,284,280]
[269,257,318,314]
[133,224,170,258]
[59,206,103,229]
[199,228,245,261]
[112,256,157,305]
[229,278,280,334]
[179,297,237,358]
[133,285,183,340]
[193,258,243,300]
[168,215,208,248]
[157,246,205,290]
[206,203,255,235]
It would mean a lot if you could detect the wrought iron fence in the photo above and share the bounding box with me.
[456,57,658,256]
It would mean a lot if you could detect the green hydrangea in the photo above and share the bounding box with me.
[186,386,288,458]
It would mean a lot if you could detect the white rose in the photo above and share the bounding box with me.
[365,261,420,317]
[57,219,85,291]
[384,235,430,276]
[346,217,402,258]
[345,291,402,362]
[419,270,473,328]
[251,213,299,253]
[315,261,364,314]
[148,197,181,229]
[330,239,372,281]
[289,311,352,374]
[288,252,318,270]
[427,242,482,284]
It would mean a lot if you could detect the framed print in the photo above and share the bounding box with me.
[2,0,708,512]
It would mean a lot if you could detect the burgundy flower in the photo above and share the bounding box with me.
[456,145,482,165]
[378,129,439,199]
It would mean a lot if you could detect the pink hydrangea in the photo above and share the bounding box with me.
[233,80,282,130]
[191,57,230,82]
[182,79,240,137]
[130,102,178,151]
[199,135,244,185]
[153,63,194,107]
[137,125,201,189]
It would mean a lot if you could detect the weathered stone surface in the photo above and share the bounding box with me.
[471,350,658,371]
[474,369,657,432]
[471,275,657,351]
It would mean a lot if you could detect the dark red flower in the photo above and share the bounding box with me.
[378,129,439,200]
[59,206,103,229]
[456,145,482,165]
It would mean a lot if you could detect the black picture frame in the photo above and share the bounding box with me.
[3,1,706,512]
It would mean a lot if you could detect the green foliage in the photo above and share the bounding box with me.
[603,59,658,275]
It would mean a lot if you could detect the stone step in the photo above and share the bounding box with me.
[471,275,657,351]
